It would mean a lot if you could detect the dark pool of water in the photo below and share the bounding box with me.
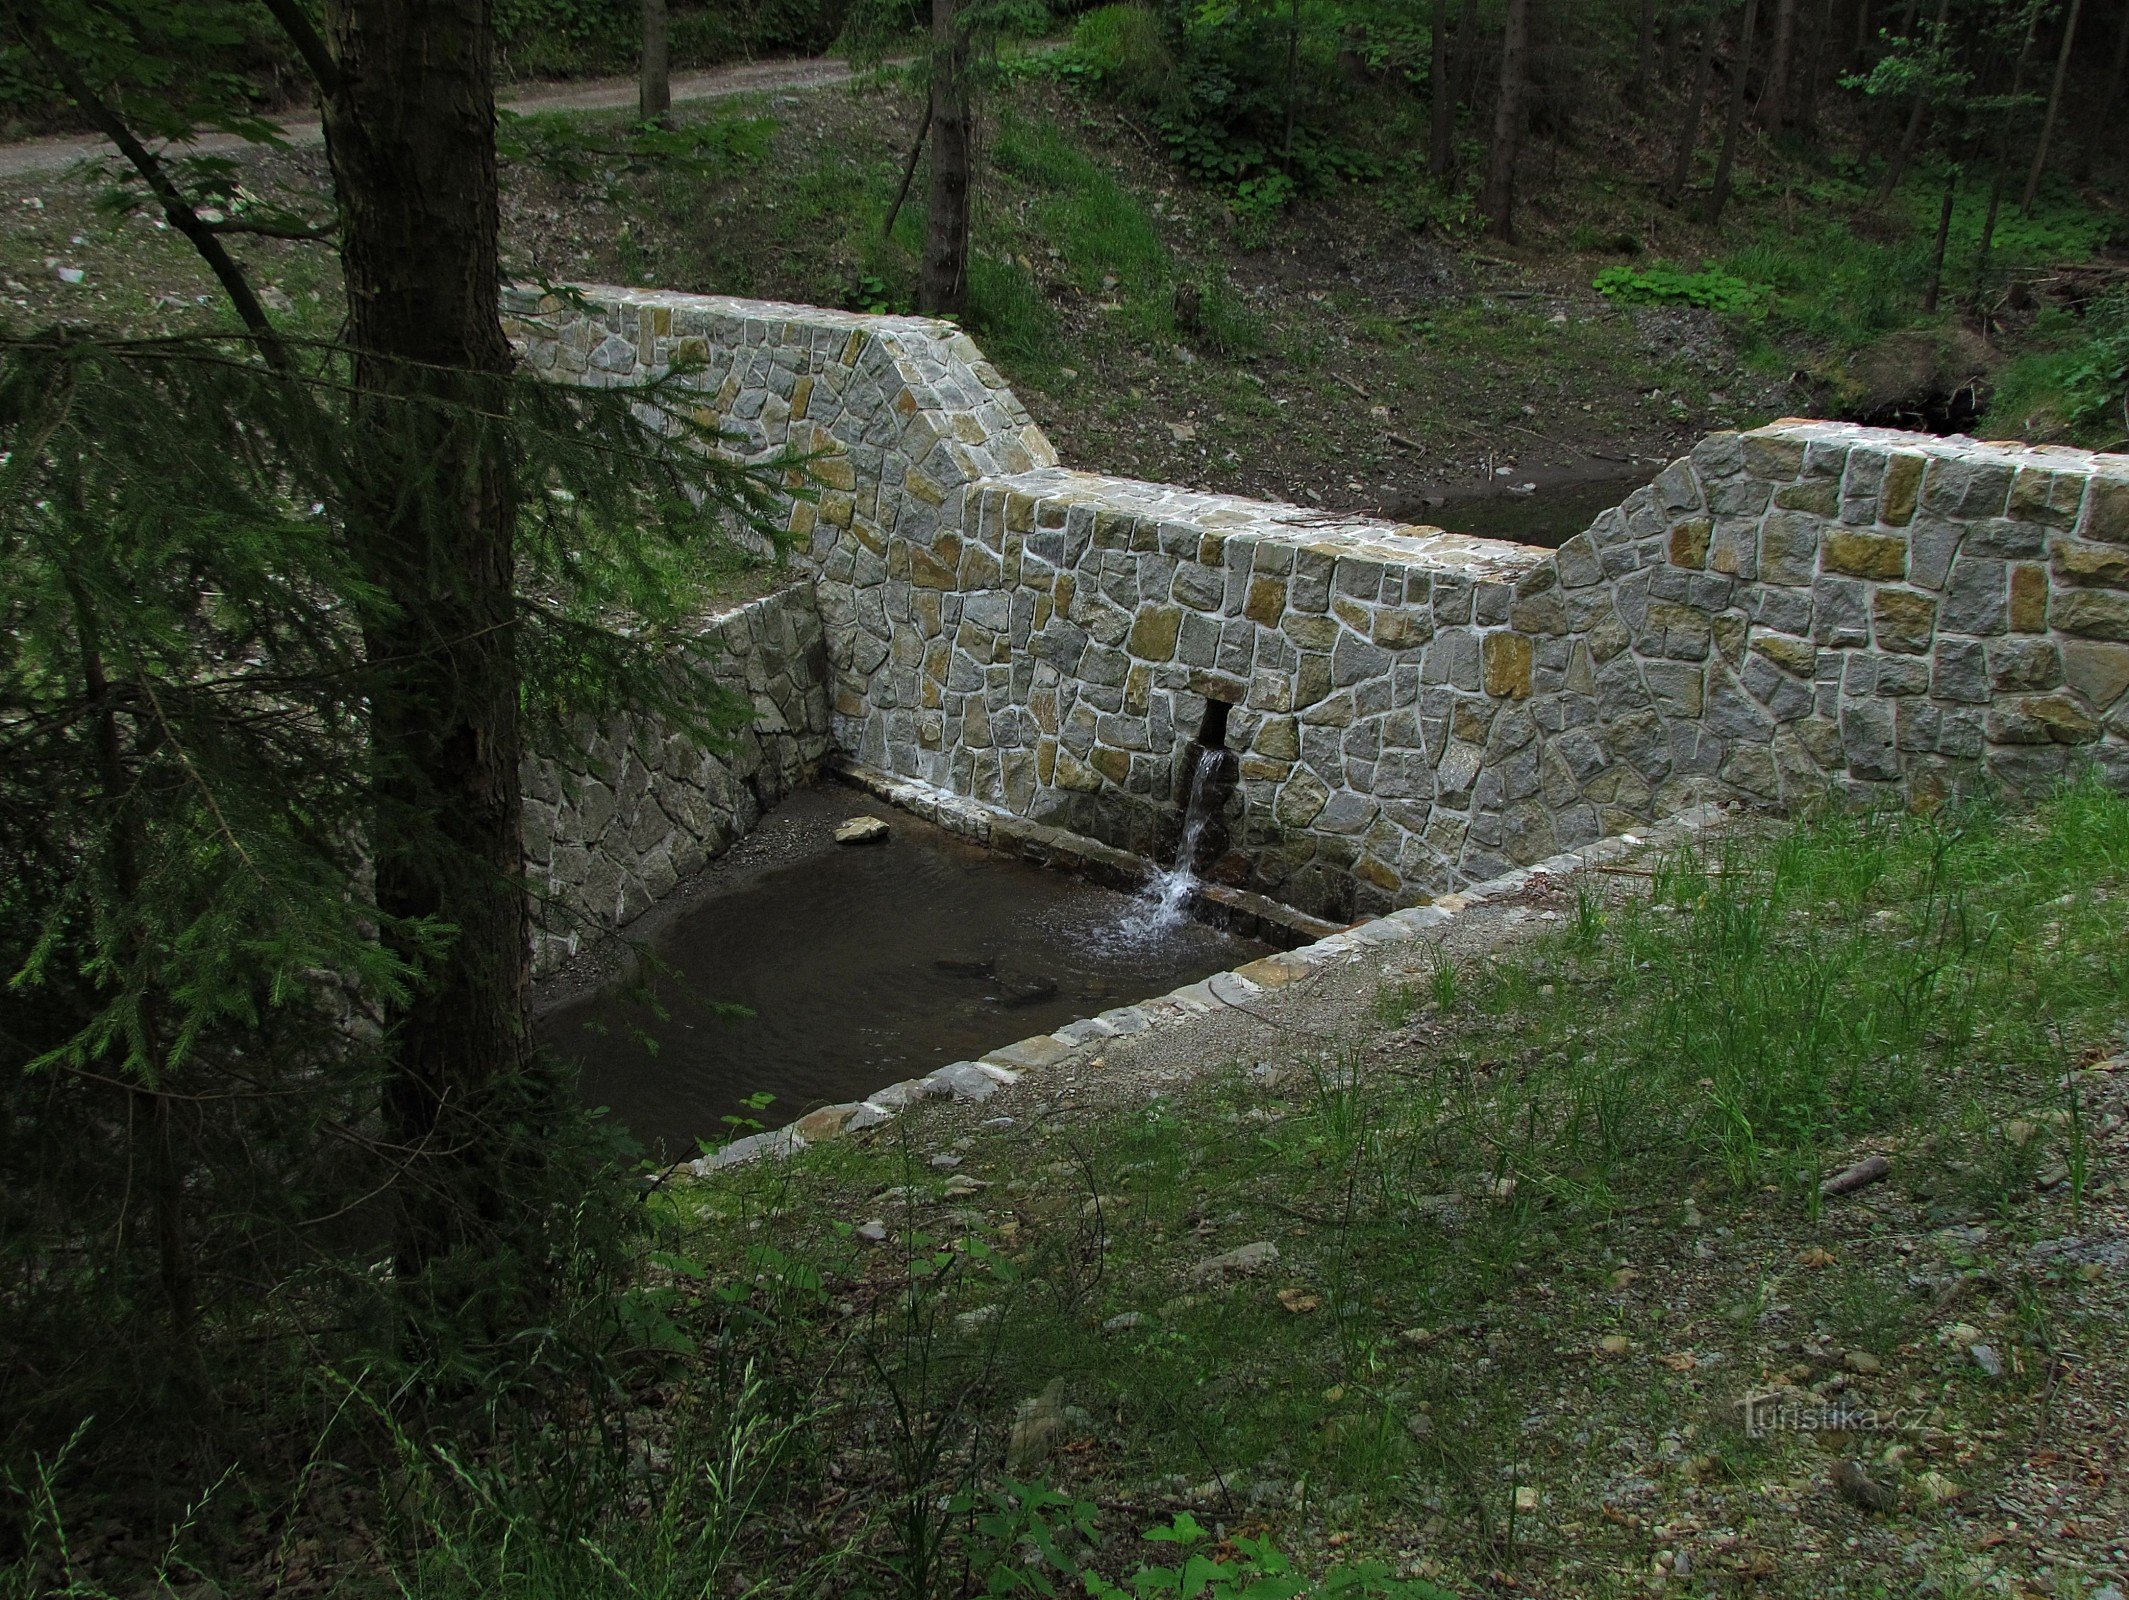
[539,787,1271,1161]
[1394,468,1654,550]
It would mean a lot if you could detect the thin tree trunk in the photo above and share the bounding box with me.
[1634,0,1659,101]
[1798,0,1837,136]
[639,0,669,123]
[2079,0,2129,178]
[2021,0,2084,213]
[1452,0,1484,115]
[1706,0,1761,224]
[1761,0,1798,126]
[316,0,532,1298]
[1922,153,1958,310]
[1280,0,1301,174]
[66,579,196,1347]
[1664,13,1719,206]
[884,94,933,239]
[1481,0,1533,239]
[1873,0,1947,205]
[1661,1,1684,80]
[1429,0,1455,181]
[1972,6,2040,309]
[919,0,972,316]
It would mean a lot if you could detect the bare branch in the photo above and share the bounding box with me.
[9,14,293,372]
[256,0,346,94]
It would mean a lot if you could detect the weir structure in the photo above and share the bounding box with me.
[508,285,2129,975]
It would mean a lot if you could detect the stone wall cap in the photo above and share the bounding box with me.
[1748,419,2127,481]
[979,467,1555,575]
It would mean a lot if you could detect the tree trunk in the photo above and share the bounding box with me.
[1797,0,1837,136]
[1428,0,1455,181]
[67,578,196,1349]
[1481,0,1533,239]
[2079,0,2129,179]
[1922,154,1958,311]
[1280,0,1301,174]
[1664,13,1719,206]
[1706,0,1761,224]
[1872,0,1947,205]
[2021,0,2084,213]
[639,0,669,123]
[1451,0,1485,115]
[1972,6,2040,309]
[1761,0,1798,127]
[1661,1,1684,81]
[316,0,532,1295]
[1634,0,1659,101]
[919,0,972,316]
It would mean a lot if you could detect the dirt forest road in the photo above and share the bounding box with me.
[0,54,872,180]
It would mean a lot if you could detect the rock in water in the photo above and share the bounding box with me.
[934,956,997,978]
[996,972,1059,1008]
[835,815,890,845]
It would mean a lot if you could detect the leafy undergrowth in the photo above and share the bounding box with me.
[354,781,2129,1600]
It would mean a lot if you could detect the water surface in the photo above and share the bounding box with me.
[541,786,1270,1161]
[1396,468,1653,549]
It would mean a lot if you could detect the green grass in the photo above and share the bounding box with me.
[583,778,2129,1596]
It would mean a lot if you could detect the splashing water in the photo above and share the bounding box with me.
[1128,745,1226,936]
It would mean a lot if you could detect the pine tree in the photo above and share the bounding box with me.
[1,0,784,1450]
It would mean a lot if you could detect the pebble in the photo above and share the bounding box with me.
[1188,1240,1279,1282]
[833,815,889,845]
[929,1153,962,1169]
[856,1218,887,1242]
[1969,1342,2004,1378]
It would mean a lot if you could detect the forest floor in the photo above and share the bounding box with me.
[388,786,2129,1600]
[4,60,2120,539]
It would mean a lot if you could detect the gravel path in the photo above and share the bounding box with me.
[0,54,874,179]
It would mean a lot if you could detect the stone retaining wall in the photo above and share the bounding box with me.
[522,584,830,976]
[507,286,2129,923]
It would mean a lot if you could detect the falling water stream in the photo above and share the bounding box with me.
[1128,745,1226,936]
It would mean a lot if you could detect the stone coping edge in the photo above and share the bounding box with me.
[683,801,1733,1176]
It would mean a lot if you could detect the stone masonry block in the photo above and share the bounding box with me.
[2081,479,2129,545]
[1872,588,1937,654]
[2053,589,2129,641]
[1879,453,1925,526]
[1481,632,1534,699]
[1822,530,1908,580]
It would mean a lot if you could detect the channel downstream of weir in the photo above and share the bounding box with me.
[542,786,1271,1162]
